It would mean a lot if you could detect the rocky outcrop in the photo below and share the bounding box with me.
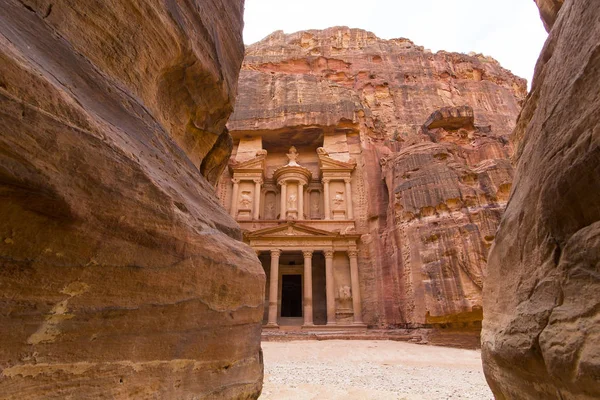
[482,0,600,398]
[0,1,264,399]
[227,27,526,328]
[535,0,564,31]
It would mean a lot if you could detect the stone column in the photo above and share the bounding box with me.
[253,178,262,220]
[302,250,314,326]
[323,178,331,220]
[344,178,354,220]
[267,249,281,327]
[324,249,336,325]
[298,182,305,220]
[279,181,287,220]
[348,249,363,324]
[230,178,240,218]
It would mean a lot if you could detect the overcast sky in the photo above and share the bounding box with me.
[243,0,548,86]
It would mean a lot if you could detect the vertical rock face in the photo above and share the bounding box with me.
[0,1,264,399]
[482,0,600,398]
[225,27,526,329]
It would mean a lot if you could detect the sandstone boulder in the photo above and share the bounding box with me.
[0,0,264,398]
[482,0,600,397]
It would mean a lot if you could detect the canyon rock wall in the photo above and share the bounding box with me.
[228,27,526,328]
[482,0,600,398]
[0,1,264,399]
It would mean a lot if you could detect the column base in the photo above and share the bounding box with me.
[263,323,280,329]
[301,323,314,329]
[326,322,337,326]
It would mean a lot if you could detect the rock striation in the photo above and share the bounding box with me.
[482,0,600,398]
[0,1,264,399]
[225,27,526,329]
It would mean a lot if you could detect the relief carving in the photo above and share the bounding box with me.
[265,200,276,219]
[338,285,352,300]
[239,191,252,208]
[333,191,345,210]
[286,146,300,166]
[288,193,297,210]
[311,198,320,213]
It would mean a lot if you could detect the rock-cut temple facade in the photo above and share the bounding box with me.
[219,139,366,329]
[217,27,528,331]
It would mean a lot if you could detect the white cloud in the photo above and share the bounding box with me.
[243,0,548,86]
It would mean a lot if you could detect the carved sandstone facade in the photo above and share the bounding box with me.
[222,145,364,328]
[219,27,526,330]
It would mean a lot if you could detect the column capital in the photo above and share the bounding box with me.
[253,178,264,185]
[324,249,334,259]
[255,249,262,256]
[302,250,314,258]
[231,178,240,184]
[348,249,358,257]
[344,177,352,184]
[322,178,331,184]
[270,249,281,257]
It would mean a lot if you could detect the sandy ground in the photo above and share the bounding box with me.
[259,340,493,400]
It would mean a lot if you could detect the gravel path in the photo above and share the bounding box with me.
[259,340,493,400]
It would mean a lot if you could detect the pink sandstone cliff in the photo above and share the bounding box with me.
[482,0,600,397]
[0,1,264,398]
[226,27,526,329]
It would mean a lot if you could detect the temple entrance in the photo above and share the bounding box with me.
[281,274,302,317]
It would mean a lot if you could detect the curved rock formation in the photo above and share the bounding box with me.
[0,1,264,398]
[482,0,600,398]
[223,27,526,330]
[535,0,564,31]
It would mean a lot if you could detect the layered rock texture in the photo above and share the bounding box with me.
[482,0,600,398]
[226,28,526,328]
[0,1,264,399]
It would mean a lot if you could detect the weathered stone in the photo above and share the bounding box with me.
[222,27,525,330]
[0,0,264,398]
[535,0,564,31]
[482,0,600,398]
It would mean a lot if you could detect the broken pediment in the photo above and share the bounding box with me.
[229,150,267,173]
[317,148,356,172]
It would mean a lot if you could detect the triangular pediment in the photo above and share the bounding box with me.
[318,153,356,171]
[246,222,339,239]
[230,153,266,173]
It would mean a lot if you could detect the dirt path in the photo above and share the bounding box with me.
[259,340,493,399]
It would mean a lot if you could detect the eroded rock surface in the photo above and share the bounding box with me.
[482,0,600,398]
[0,0,264,398]
[225,28,526,328]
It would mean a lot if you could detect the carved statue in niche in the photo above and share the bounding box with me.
[239,191,252,209]
[287,193,297,210]
[333,191,345,210]
[311,198,319,212]
[286,146,300,166]
[265,199,276,219]
[338,285,352,300]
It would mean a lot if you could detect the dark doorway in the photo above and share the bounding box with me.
[281,275,302,317]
